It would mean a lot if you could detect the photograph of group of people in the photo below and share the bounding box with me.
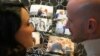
[30,4,53,17]
[46,36,74,55]
[54,9,70,35]
[30,17,52,32]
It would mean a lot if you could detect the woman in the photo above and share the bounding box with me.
[0,2,35,56]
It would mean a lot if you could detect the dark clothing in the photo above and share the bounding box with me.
[37,10,42,17]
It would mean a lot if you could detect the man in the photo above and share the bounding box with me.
[66,0,100,56]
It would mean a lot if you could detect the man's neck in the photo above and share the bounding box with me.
[82,39,100,56]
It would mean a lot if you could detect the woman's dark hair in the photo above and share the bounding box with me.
[0,2,28,56]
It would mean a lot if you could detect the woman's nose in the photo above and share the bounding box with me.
[30,22,35,32]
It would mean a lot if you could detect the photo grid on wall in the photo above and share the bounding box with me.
[30,4,53,32]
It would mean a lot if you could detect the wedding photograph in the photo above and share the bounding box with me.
[30,4,53,17]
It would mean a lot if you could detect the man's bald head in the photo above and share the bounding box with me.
[67,0,100,42]
[67,0,100,22]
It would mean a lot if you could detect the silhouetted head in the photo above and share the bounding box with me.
[0,2,23,47]
[0,1,35,56]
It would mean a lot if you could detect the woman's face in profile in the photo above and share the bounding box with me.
[15,7,35,48]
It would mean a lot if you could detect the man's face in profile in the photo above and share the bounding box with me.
[66,0,87,43]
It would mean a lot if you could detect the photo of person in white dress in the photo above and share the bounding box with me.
[55,10,68,34]
[36,19,45,31]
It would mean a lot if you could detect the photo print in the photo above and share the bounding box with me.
[30,17,52,32]
[54,9,70,35]
[46,36,74,54]
[30,4,53,17]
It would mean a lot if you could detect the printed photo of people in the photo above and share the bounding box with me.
[36,19,46,31]
[46,36,74,55]
[54,9,68,34]
[30,5,53,17]
[53,9,71,35]
[30,17,52,32]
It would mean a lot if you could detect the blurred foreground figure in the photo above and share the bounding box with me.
[66,0,100,56]
[0,1,34,56]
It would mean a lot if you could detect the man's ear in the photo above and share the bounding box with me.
[88,18,97,33]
